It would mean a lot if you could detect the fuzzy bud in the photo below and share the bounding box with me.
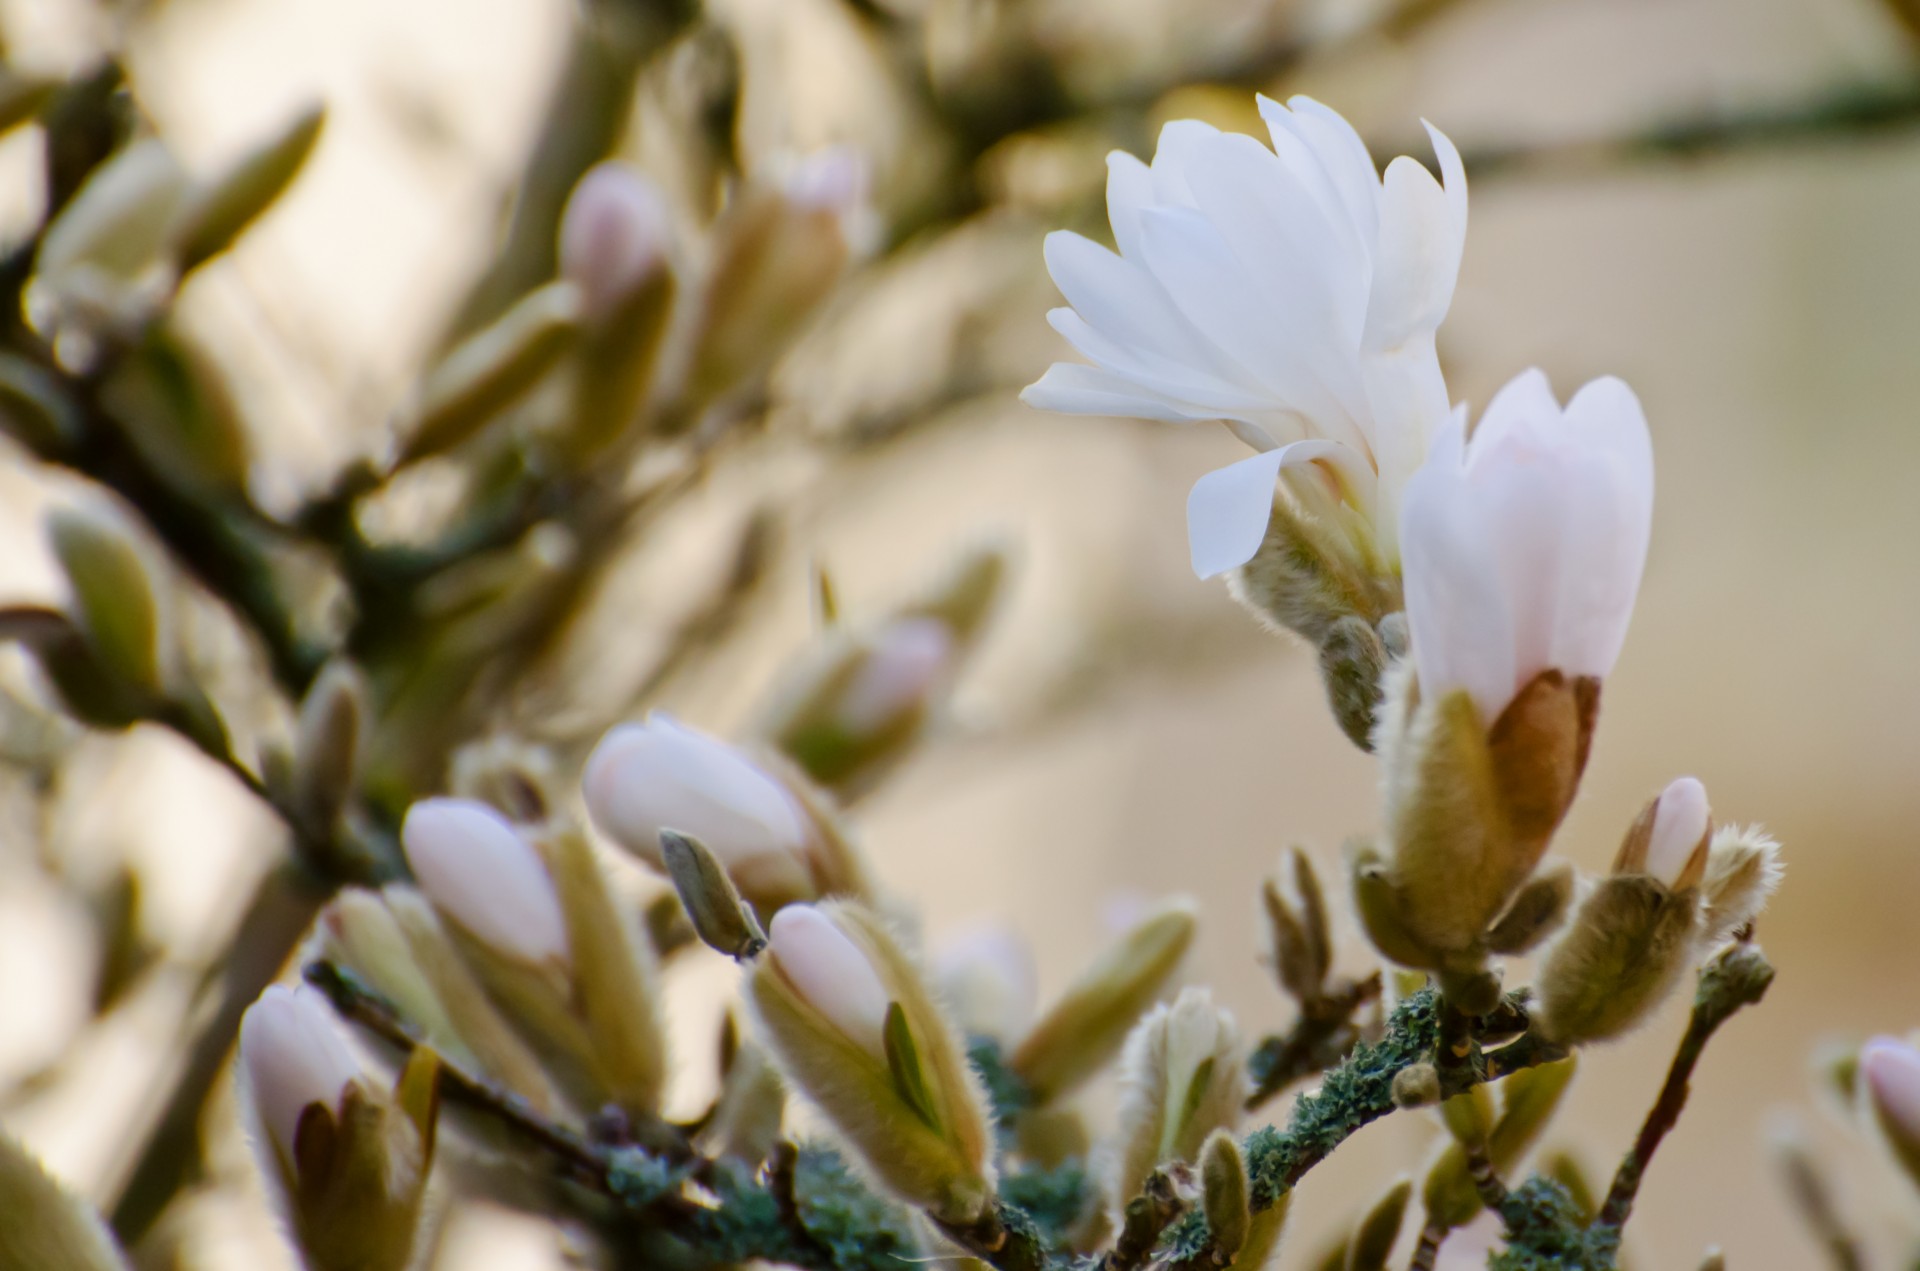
[1199,1130,1250,1260]
[1531,874,1698,1047]
[238,985,435,1271]
[291,659,366,836]
[1109,988,1246,1212]
[401,798,568,966]
[1861,1036,1920,1188]
[1698,824,1783,944]
[747,901,996,1225]
[1261,847,1332,1002]
[1392,1063,1442,1109]
[559,161,671,322]
[1009,897,1196,1106]
[661,829,768,960]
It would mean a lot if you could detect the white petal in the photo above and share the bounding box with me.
[1021,362,1226,423]
[1136,206,1366,450]
[767,904,890,1056]
[1046,309,1280,416]
[1363,153,1460,355]
[1399,411,1518,721]
[239,984,360,1169]
[402,798,570,964]
[1358,330,1452,553]
[1550,377,1653,677]
[1264,95,1381,244]
[1106,151,1155,260]
[1469,367,1560,454]
[1644,776,1709,886]
[1187,440,1357,579]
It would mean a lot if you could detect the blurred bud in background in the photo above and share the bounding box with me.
[760,541,1006,797]
[1108,987,1245,1216]
[585,712,877,914]
[934,919,1037,1044]
[238,985,437,1271]
[1860,1035,1920,1189]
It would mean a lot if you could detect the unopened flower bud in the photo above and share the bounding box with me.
[747,901,995,1225]
[1347,1176,1413,1271]
[292,659,366,836]
[46,503,173,702]
[35,138,189,286]
[1261,847,1332,1003]
[174,104,325,271]
[1009,897,1196,1106]
[1861,1036,1920,1186]
[559,161,671,321]
[1616,776,1710,890]
[401,798,568,966]
[1199,1130,1250,1260]
[238,985,435,1271]
[660,829,768,959]
[1110,988,1246,1212]
[585,714,872,912]
[400,281,580,464]
[1531,874,1697,1048]
[1698,824,1784,945]
[1392,1063,1441,1109]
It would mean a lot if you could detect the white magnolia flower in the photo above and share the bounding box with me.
[1399,369,1654,726]
[1021,95,1467,578]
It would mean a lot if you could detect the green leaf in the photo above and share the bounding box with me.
[883,1001,942,1133]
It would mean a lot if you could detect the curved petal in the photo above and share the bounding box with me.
[1106,151,1155,260]
[1266,95,1381,244]
[1042,231,1252,389]
[1187,439,1359,578]
[1363,153,1461,354]
[1021,362,1227,423]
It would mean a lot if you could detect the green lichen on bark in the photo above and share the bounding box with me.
[1491,1176,1620,1271]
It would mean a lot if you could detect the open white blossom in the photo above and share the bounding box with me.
[1021,95,1467,577]
[1399,369,1654,725]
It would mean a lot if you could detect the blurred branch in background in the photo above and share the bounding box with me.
[0,0,1913,1265]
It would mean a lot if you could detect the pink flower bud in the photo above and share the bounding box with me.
[558,161,670,320]
[1863,1036,1920,1148]
[401,797,569,964]
[836,617,955,735]
[1643,776,1710,887]
[583,714,809,870]
[1399,369,1654,724]
[766,903,890,1056]
[238,985,360,1171]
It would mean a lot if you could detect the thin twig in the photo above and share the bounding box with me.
[1408,1217,1449,1271]
[1597,945,1774,1228]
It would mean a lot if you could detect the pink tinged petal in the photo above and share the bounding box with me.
[1469,367,1561,455]
[1644,777,1710,886]
[1187,440,1362,579]
[401,798,570,964]
[838,618,955,734]
[1399,411,1519,722]
[1549,377,1653,678]
[1363,152,1461,355]
[1864,1038,1920,1142]
[767,904,890,1056]
[240,984,360,1170]
[582,715,810,868]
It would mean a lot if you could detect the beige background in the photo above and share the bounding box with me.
[3,0,1920,1266]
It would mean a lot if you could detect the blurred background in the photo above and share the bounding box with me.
[1,0,1918,1267]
